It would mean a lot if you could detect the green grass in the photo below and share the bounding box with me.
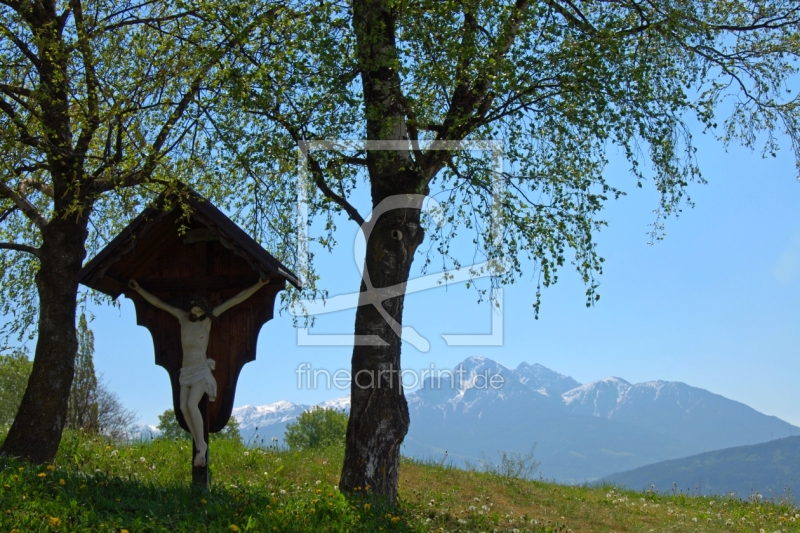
[0,431,798,532]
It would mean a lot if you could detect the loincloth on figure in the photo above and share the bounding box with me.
[179,359,217,402]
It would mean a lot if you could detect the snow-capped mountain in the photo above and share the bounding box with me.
[126,424,161,441]
[232,396,349,445]
[233,400,307,431]
[403,357,799,482]
[515,362,581,397]
[561,376,634,417]
[560,377,791,451]
[318,396,351,411]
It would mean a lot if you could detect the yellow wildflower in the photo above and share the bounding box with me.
[200,499,207,505]
[46,465,55,471]
[49,516,61,527]
[3,484,9,488]
[17,467,23,472]
[59,479,65,486]
[229,525,239,531]
[121,530,129,533]
[38,472,47,478]
[363,503,371,510]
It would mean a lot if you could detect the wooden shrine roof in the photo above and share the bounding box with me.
[77,184,301,296]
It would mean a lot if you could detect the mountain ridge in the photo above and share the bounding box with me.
[601,436,800,500]
[134,356,800,484]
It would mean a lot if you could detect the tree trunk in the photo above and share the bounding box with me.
[1,216,89,462]
[339,191,425,504]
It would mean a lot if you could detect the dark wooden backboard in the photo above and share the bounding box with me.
[101,208,285,433]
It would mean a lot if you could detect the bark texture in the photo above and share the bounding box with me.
[340,202,424,503]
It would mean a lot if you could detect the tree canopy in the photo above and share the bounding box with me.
[219,0,800,308]
[284,407,349,450]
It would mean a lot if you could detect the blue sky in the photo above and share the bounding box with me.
[80,130,800,429]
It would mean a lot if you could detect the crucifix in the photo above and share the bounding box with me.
[77,184,300,486]
[128,277,269,466]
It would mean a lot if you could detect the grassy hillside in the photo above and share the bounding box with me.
[602,436,800,500]
[1,431,798,532]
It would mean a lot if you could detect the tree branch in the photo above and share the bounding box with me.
[92,8,279,193]
[18,178,54,197]
[97,11,195,34]
[91,75,203,193]
[0,83,32,98]
[342,156,368,166]
[0,96,41,148]
[0,206,17,224]
[441,0,530,141]
[0,182,48,229]
[0,22,42,71]
[306,150,365,226]
[542,0,596,34]
[70,0,101,162]
[0,242,40,257]
[250,101,366,226]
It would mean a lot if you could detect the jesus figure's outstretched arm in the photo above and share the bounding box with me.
[212,277,270,317]
[128,279,185,319]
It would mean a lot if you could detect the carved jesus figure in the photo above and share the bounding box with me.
[128,278,269,466]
